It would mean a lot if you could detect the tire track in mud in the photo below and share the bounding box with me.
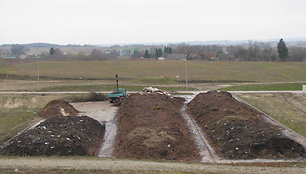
[282,94,306,115]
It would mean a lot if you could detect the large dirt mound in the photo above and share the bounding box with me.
[38,99,79,118]
[115,93,200,161]
[1,116,105,156]
[187,91,305,159]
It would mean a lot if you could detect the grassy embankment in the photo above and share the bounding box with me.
[0,108,37,144]
[38,84,193,92]
[221,83,305,91]
[238,93,306,137]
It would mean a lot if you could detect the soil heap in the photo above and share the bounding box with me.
[115,93,200,161]
[1,116,105,156]
[187,91,305,159]
[38,99,79,118]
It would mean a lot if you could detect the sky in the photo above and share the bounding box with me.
[0,0,306,45]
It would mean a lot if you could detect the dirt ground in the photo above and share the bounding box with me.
[71,101,117,123]
[38,99,79,118]
[115,93,200,161]
[187,91,305,159]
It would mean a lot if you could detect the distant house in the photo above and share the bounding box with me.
[105,50,112,54]
[19,55,26,59]
[0,50,10,55]
[206,52,218,60]
[188,53,202,60]
[119,50,128,56]
[217,53,234,61]
[167,54,186,60]
[3,56,17,59]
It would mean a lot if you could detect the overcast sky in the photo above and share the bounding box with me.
[1,0,306,44]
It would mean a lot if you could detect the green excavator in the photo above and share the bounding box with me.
[107,74,127,103]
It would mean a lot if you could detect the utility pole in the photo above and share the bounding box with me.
[185,57,188,91]
[37,58,40,90]
[115,74,119,91]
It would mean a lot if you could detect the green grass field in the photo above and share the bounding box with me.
[238,93,306,137]
[38,84,194,92]
[1,60,306,83]
[221,83,305,91]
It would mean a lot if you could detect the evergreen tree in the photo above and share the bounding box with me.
[49,48,55,56]
[168,47,172,54]
[277,38,289,61]
[164,46,173,54]
[11,45,26,55]
[155,48,158,58]
[155,48,162,57]
[164,46,167,53]
[144,49,150,58]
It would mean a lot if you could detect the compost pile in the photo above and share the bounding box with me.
[187,91,305,159]
[38,99,79,118]
[1,116,105,156]
[115,93,200,161]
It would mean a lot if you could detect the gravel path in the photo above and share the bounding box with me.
[0,158,305,174]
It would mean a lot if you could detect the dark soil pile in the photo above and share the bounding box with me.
[1,116,105,156]
[187,91,305,159]
[115,93,200,161]
[38,99,79,118]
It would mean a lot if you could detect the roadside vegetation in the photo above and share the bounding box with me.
[221,83,304,91]
[64,92,108,103]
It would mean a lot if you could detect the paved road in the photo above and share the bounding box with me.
[0,90,303,95]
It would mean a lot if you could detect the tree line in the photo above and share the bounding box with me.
[2,39,306,61]
[137,39,304,61]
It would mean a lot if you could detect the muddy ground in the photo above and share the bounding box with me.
[115,93,200,161]
[187,91,305,159]
[71,101,118,157]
